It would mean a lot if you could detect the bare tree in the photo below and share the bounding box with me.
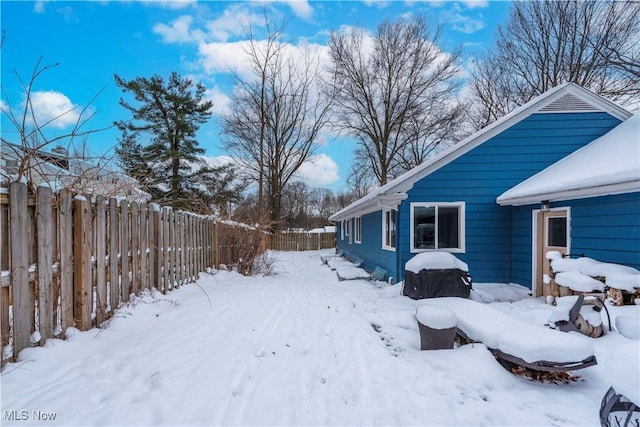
[468,0,640,129]
[0,57,127,197]
[327,15,463,186]
[222,15,332,229]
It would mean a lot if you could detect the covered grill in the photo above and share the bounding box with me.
[402,252,472,300]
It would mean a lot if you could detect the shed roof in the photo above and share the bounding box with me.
[329,83,632,221]
[497,113,640,206]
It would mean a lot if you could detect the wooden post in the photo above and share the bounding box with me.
[150,206,159,291]
[10,182,31,354]
[36,186,54,340]
[108,198,119,312]
[130,202,139,295]
[73,197,92,331]
[120,201,130,302]
[95,197,107,325]
[140,203,148,290]
[162,208,170,293]
[176,212,183,287]
[58,189,74,333]
[213,222,219,269]
[1,198,10,363]
[155,207,164,293]
[168,208,175,289]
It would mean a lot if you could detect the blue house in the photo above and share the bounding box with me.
[329,83,639,296]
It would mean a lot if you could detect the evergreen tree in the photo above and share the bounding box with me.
[114,72,243,213]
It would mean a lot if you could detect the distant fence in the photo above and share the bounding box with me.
[0,182,265,365]
[268,232,336,251]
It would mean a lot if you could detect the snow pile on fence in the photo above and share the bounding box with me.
[547,251,640,293]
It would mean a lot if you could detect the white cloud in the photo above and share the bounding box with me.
[204,4,257,42]
[447,12,485,33]
[0,99,8,113]
[33,1,46,13]
[294,154,339,186]
[459,0,488,9]
[142,0,197,10]
[27,90,81,129]
[281,0,313,19]
[204,87,232,116]
[153,15,195,44]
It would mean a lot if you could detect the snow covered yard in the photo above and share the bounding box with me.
[1,250,638,426]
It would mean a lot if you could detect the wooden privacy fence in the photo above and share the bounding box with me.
[0,182,264,365]
[268,232,336,251]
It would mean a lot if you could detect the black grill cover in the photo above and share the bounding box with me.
[403,269,472,300]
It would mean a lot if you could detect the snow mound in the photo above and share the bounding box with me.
[606,342,640,406]
[422,297,595,364]
[548,254,639,292]
[405,252,469,273]
[416,305,456,329]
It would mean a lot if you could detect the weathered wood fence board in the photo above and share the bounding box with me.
[268,232,336,251]
[1,182,337,367]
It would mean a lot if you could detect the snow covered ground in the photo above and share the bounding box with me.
[1,250,638,426]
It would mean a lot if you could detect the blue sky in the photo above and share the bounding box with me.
[1,0,511,191]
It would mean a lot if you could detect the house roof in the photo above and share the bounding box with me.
[329,83,632,222]
[497,112,640,206]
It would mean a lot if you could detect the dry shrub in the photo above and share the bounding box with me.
[217,222,274,276]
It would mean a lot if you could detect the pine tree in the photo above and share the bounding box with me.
[114,72,243,213]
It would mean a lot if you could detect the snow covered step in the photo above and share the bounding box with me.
[421,297,596,372]
[335,265,370,281]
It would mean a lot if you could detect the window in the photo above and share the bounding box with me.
[547,217,567,247]
[341,220,345,240]
[410,202,465,252]
[382,209,396,251]
[354,217,362,243]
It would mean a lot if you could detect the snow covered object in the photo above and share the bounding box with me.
[403,252,472,300]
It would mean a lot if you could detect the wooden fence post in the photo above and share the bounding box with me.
[120,201,130,302]
[58,189,74,333]
[130,201,139,295]
[36,186,54,340]
[108,198,119,312]
[140,203,148,290]
[10,182,31,354]
[73,197,92,331]
[95,197,107,325]
[213,222,219,269]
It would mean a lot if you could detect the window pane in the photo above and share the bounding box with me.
[385,210,396,248]
[547,217,567,247]
[389,210,396,248]
[438,207,459,249]
[414,206,435,249]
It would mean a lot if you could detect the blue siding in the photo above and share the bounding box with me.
[510,193,640,288]
[335,212,398,280]
[397,112,622,283]
[570,193,640,269]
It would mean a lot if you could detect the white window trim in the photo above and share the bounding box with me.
[354,216,362,244]
[410,202,466,253]
[346,218,352,244]
[341,220,345,240]
[382,209,396,252]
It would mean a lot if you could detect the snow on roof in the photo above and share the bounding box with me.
[329,83,631,221]
[405,252,469,273]
[498,113,640,206]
